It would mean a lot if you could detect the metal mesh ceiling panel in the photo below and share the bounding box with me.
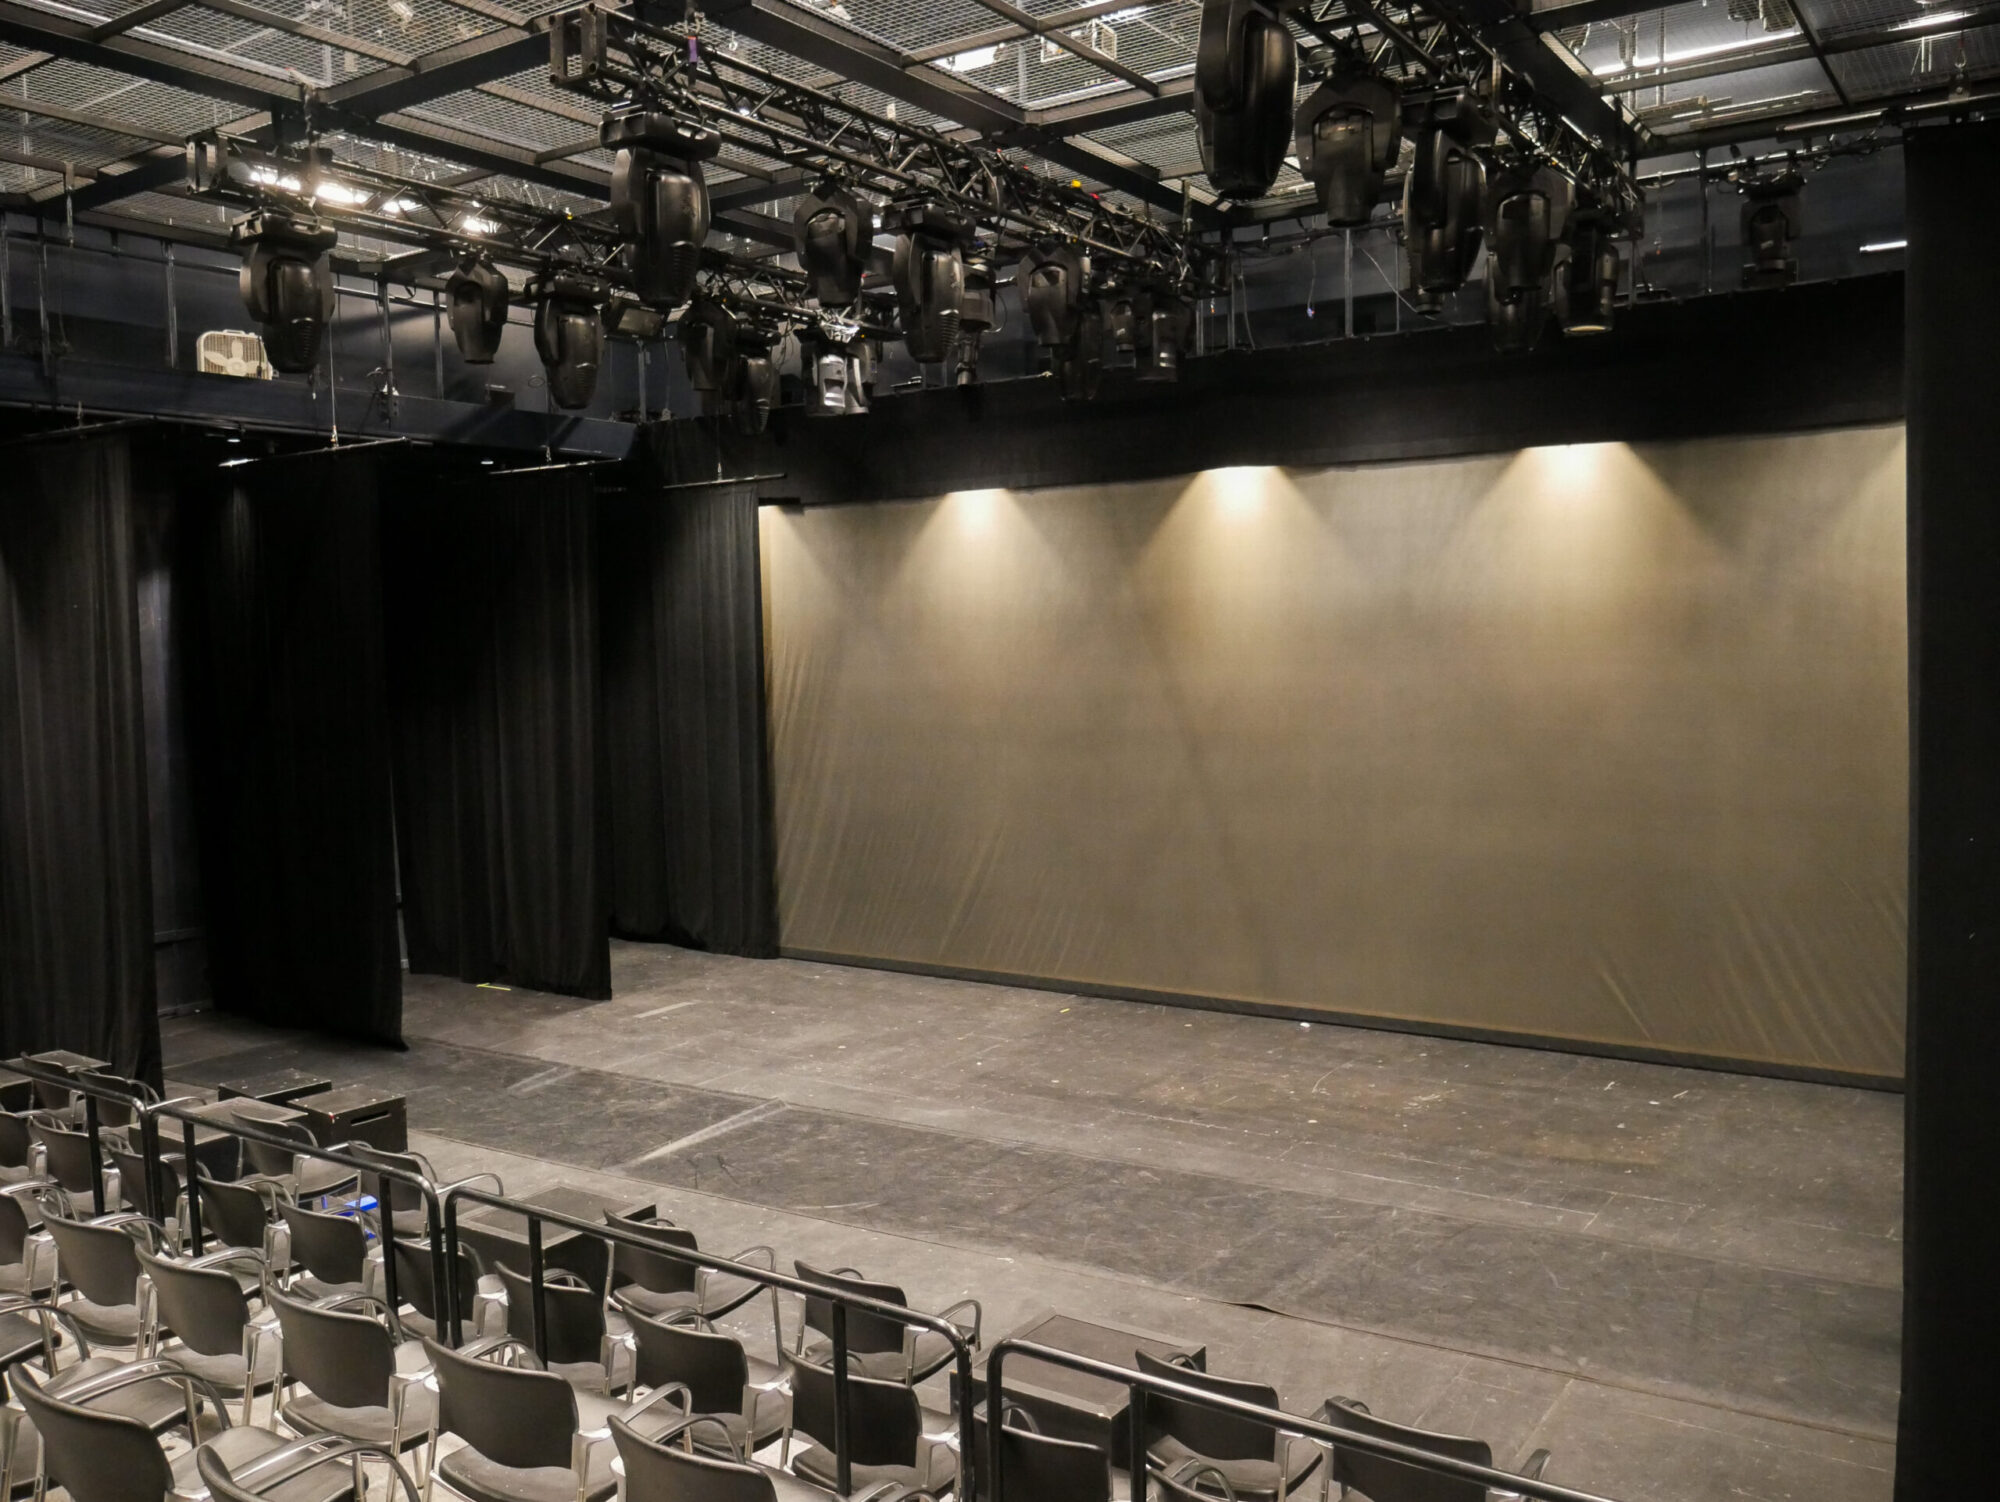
[1833,24,2000,96]
[6,56,237,134]
[0,111,166,169]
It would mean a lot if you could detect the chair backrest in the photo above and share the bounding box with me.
[612,1415,778,1502]
[107,1144,177,1223]
[1135,1350,1282,1463]
[624,1305,749,1412]
[787,1356,921,1467]
[391,1237,479,1323]
[999,1422,1114,1502]
[426,1335,579,1471]
[280,1201,368,1287]
[270,1288,396,1410]
[195,1444,269,1502]
[607,1212,701,1296]
[496,1260,606,1367]
[1322,1401,1495,1502]
[30,1079,71,1114]
[34,1120,99,1197]
[0,1112,34,1170]
[137,1247,252,1357]
[794,1260,909,1354]
[0,1192,30,1266]
[75,1072,149,1130]
[44,1212,142,1308]
[198,1174,276,1253]
[241,1119,317,1180]
[9,1364,173,1502]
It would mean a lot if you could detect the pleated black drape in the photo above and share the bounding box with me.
[384,468,610,998]
[1897,120,2000,1502]
[600,485,776,956]
[0,433,160,1082]
[179,448,403,1045]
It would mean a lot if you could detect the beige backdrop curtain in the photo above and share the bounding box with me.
[763,427,1909,1080]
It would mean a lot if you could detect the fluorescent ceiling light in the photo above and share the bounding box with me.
[461,214,499,235]
[1593,34,1790,77]
[1892,9,1972,27]
[1860,239,1907,253]
[311,179,368,206]
[942,44,998,72]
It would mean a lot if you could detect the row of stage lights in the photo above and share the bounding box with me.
[218,1,1802,423]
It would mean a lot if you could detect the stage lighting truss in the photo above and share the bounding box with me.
[545,4,1225,301]
[1281,0,1644,234]
[185,130,900,393]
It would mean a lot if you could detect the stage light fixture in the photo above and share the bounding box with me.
[231,208,338,374]
[1740,171,1803,289]
[679,295,740,401]
[955,255,996,387]
[1024,241,1088,348]
[1484,165,1571,307]
[1485,272,1548,355]
[604,109,719,310]
[1402,101,1492,313]
[445,255,510,364]
[1553,220,1620,335]
[1194,0,1298,200]
[1103,292,1138,355]
[729,334,782,434]
[529,270,607,409]
[892,202,972,366]
[1294,70,1402,227]
[794,182,873,308]
[1133,288,1193,382]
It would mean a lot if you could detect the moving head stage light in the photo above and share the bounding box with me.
[604,109,719,311]
[1404,94,1494,313]
[893,203,973,368]
[1195,0,1300,200]
[1296,70,1402,227]
[530,272,607,410]
[446,257,510,364]
[795,183,873,310]
[233,209,337,375]
[1740,171,1804,289]
[1483,164,1571,354]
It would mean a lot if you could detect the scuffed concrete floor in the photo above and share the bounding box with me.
[162,941,1902,1502]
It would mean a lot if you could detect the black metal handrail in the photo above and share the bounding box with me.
[148,1098,450,1322]
[985,1339,1621,1502]
[442,1183,980,1495]
[3,1056,156,1219]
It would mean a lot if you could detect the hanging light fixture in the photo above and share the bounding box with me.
[232,208,338,374]
[955,253,996,387]
[1554,219,1621,335]
[529,270,607,409]
[1133,287,1194,382]
[1402,104,1490,313]
[679,295,741,407]
[892,201,971,367]
[1294,69,1402,227]
[1194,0,1299,200]
[444,255,510,363]
[794,182,874,308]
[604,109,720,310]
[1741,171,1804,288]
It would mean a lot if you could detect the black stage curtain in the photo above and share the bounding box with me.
[0,433,160,1082]
[600,484,776,956]
[179,448,403,1045]
[384,468,610,998]
[1897,121,2000,1501]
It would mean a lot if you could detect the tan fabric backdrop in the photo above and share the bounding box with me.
[762,426,1909,1079]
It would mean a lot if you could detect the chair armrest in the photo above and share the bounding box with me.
[0,1295,92,1366]
[640,1408,740,1460]
[229,1435,423,1501]
[626,1381,693,1424]
[458,1333,543,1368]
[1519,1450,1551,1481]
[189,1245,267,1273]
[438,1172,505,1198]
[935,1298,981,1344]
[727,1244,778,1271]
[51,1356,237,1423]
[0,1178,54,1202]
[571,1424,618,1497]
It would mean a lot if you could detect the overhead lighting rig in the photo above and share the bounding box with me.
[186,130,894,416]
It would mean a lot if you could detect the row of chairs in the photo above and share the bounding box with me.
[1,1074,1554,1502]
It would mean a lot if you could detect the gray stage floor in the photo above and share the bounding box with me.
[161,942,1902,1502]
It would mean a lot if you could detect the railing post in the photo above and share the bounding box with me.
[527,1215,548,1365]
[182,1118,204,1252]
[83,1094,105,1216]
[986,1346,1007,1502]
[140,1109,164,1228]
[428,1192,449,1345]
[832,1302,852,1496]
[1129,1381,1148,1502]
[956,1345,977,1500]
[445,1192,463,1348]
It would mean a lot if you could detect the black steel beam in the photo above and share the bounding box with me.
[347,107,611,196]
[0,0,296,111]
[32,147,184,213]
[1020,74,1195,135]
[961,0,1158,95]
[317,22,553,119]
[1428,0,1641,160]
[706,0,1024,134]
[1527,0,1667,31]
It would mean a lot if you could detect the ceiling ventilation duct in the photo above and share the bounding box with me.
[1741,172,1803,288]
[892,202,971,366]
[604,109,719,310]
[1554,220,1620,335]
[529,271,606,409]
[445,255,510,363]
[794,182,873,308]
[1295,70,1402,227]
[1402,102,1490,313]
[232,208,337,374]
[1194,0,1298,200]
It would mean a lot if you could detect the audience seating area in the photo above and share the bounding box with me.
[0,1054,1572,1502]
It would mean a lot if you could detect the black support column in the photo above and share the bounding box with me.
[1898,118,2000,1500]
